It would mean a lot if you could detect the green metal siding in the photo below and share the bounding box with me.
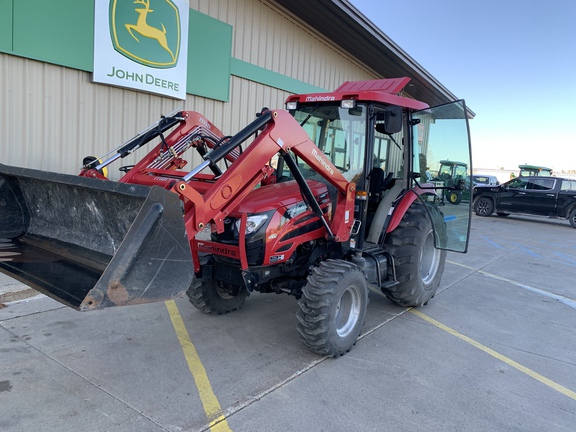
[230,58,326,94]
[0,0,13,51]
[13,0,93,70]
[187,10,231,101]
[0,2,321,100]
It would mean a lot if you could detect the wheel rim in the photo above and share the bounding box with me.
[335,286,361,338]
[420,230,441,285]
[215,282,237,299]
[476,199,489,215]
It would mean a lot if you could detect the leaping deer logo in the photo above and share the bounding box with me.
[125,0,175,62]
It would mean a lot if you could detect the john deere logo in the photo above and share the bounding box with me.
[110,0,180,68]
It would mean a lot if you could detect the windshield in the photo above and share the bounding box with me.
[288,104,367,184]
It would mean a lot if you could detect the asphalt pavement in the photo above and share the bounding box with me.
[1,213,575,432]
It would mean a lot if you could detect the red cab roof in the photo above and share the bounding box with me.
[287,78,429,110]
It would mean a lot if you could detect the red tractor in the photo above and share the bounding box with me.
[0,78,472,356]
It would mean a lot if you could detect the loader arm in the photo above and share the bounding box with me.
[80,111,238,183]
[0,110,355,309]
[173,109,356,271]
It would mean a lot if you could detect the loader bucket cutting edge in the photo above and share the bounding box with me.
[0,163,194,310]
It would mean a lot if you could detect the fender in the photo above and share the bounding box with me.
[386,190,416,233]
[386,186,436,233]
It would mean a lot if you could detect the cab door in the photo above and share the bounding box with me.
[522,178,558,215]
[498,177,529,210]
[412,100,472,253]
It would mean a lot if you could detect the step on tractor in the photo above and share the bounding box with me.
[0,78,472,356]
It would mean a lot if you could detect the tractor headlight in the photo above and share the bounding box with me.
[235,214,269,235]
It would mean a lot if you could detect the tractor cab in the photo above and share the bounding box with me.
[433,160,470,204]
[518,164,552,177]
[283,79,472,253]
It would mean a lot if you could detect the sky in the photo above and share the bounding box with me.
[350,0,576,173]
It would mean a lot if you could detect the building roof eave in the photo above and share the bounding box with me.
[269,0,475,117]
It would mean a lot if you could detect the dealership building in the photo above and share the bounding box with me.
[0,0,464,177]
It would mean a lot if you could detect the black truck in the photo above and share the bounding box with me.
[473,176,576,228]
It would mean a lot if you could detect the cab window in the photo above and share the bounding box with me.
[528,178,555,190]
[507,178,528,189]
[561,180,576,191]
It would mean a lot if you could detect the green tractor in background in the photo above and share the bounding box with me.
[434,160,469,205]
[518,164,553,177]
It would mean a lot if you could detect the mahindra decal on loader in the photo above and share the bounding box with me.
[0,78,472,356]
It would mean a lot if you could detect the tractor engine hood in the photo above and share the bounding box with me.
[207,179,333,268]
[233,179,329,214]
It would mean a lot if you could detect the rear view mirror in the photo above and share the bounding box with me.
[375,106,403,135]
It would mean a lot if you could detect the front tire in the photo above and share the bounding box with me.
[187,277,248,315]
[297,260,368,357]
[383,202,446,307]
[474,196,494,216]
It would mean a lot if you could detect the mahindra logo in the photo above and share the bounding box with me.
[311,149,334,175]
[197,242,237,257]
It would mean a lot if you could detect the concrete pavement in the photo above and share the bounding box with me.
[1,213,575,431]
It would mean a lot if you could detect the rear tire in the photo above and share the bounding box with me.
[447,190,462,205]
[187,277,248,315]
[383,202,446,307]
[569,208,576,228]
[297,260,368,357]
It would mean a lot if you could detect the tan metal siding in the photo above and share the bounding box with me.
[0,54,292,178]
[1,54,184,177]
[191,0,376,89]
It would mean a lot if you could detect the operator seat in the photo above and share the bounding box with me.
[368,168,394,209]
[367,178,405,244]
[368,167,385,208]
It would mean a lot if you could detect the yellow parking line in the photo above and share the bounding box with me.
[410,309,576,401]
[165,300,232,432]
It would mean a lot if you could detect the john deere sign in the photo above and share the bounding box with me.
[93,0,189,99]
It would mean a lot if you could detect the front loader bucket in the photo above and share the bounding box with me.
[0,163,194,310]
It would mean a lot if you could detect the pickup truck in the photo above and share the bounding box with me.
[473,176,576,228]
